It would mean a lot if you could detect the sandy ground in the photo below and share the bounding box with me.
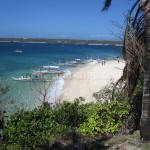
[60,60,125,103]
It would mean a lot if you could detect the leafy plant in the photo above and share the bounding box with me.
[5,105,63,149]
[4,98,131,148]
[54,97,88,128]
[80,101,131,136]
[4,98,87,149]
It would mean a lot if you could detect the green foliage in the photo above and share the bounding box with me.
[4,98,87,149]
[54,97,87,128]
[4,98,131,149]
[144,143,150,150]
[5,105,65,149]
[3,143,21,150]
[80,101,131,136]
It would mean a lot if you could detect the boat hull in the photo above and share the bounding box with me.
[12,77,51,82]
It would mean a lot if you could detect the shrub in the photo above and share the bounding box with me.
[54,97,88,128]
[80,101,131,136]
[4,104,66,149]
[4,98,131,148]
[4,98,87,149]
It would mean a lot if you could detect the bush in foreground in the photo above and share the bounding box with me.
[4,99,130,149]
[80,101,131,136]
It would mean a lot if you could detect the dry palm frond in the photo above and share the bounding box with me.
[113,0,145,101]
[101,0,112,12]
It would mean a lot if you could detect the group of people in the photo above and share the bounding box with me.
[101,59,106,65]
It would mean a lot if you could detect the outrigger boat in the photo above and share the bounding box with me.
[42,65,60,69]
[33,70,65,75]
[53,60,77,67]
[55,59,85,66]
[33,65,65,75]
[68,59,85,65]
[55,62,77,67]
[12,73,51,82]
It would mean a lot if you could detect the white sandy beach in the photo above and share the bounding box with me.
[60,60,125,103]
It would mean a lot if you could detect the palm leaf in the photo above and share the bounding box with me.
[101,0,112,12]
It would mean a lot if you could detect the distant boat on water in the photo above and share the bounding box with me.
[14,49,23,53]
[54,60,77,67]
[88,43,103,45]
[67,59,86,65]
[33,65,65,75]
[115,44,123,47]
[42,65,59,69]
[33,70,65,75]
[12,73,51,82]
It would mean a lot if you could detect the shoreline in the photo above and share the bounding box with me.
[58,60,125,103]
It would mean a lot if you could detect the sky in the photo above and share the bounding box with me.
[0,0,135,40]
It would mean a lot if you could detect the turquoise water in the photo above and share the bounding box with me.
[0,42,122,109]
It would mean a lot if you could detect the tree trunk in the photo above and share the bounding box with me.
[140,0,150,140]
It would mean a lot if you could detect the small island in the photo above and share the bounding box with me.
[0,38,123,45]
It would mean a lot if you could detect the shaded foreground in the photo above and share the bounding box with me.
[1,98,130,149]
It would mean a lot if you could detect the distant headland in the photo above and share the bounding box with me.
[0,38,123,45]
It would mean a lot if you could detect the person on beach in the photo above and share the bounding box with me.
[116,56,120,63]
[102,59,105,65]
[104,59,105,65]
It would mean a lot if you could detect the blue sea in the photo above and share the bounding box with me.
[0,42,122,110]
